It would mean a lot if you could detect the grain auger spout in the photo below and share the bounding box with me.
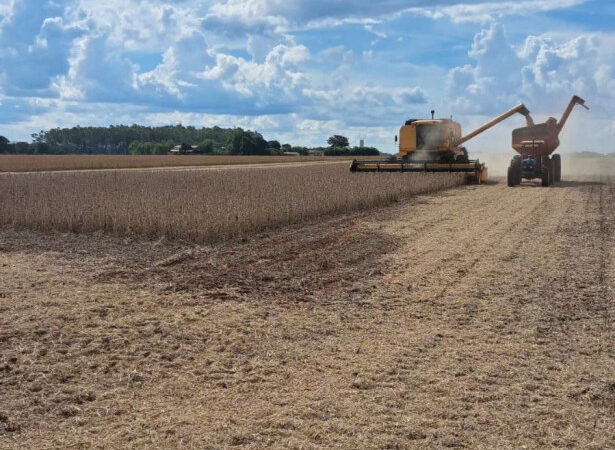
[350,103,535,184]
[456,103,534,147]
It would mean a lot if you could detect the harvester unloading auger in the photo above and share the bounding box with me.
[350,103,535,183]
[507,95,589,187]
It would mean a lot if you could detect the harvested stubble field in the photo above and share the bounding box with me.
[0,165,464,241]
[1,159,614,449]
[0,154,353,173]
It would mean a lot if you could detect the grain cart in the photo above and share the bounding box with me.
[507,95,589,187]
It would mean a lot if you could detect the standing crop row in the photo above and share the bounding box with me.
[0,165,464,242]
[0,155,349,172]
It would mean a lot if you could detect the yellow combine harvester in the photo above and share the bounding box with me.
[350,103,535,183]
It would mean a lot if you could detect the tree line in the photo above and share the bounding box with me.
[0,125,380,156]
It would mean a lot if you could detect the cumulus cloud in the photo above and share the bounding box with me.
[0,0,84,96]
[410,0,588,24]
[201,43,308,97]
[447,23,615,117]
[0,0,611,153]
[206,0,590,29]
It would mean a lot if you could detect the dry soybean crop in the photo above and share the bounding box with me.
[0,164,464,241]
[0,154,352,173]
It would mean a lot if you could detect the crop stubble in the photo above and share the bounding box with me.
[1,165,613,448]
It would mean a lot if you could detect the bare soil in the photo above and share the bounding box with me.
[1,174,614,448]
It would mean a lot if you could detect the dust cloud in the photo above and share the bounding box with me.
[416,125,444,151]
[561,156,615,176]
[472,152,512,176]
[472,152,615,178]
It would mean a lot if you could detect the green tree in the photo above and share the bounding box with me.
[197,140,215,154]
[267,140,281,150]
[0,136,9,153]
[128,141,144,155]
[327,135,349,148]
[228,129,268,155]
[14,142,32,154]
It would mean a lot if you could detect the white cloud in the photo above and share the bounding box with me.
[65,0,202,52]
[205,0,591,30]
[444,23,615,153]
[408,0,588,24]
[200,43,309,100]
[447,24,615,117]
[0,0,612,154]
[139,32,214,98]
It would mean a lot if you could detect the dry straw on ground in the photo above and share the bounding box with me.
[0,154,351,172]
[0,164,464,241]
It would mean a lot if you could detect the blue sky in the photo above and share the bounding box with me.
[0,0,613,152]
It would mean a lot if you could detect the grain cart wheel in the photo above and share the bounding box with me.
[552,154,561,182]
[541,167,550,187]
[507,165,515,187]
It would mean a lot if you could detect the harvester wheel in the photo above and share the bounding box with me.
[507,166,515,187]
[552,154,561,182]
[541,168,550,187]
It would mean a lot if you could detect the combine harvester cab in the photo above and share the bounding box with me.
[350,103,534,184]
[507,95,589,187]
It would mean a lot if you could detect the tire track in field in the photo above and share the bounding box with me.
[326,175,615,448]
[375,180,548,309]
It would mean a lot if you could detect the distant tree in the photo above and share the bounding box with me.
[128,141,142,155]
[352,146,379,156]
[34,142,50,154]
[197,140,215,154]
[327,135,349,148]
[9,125,377,157]
[267,140,281,150]
[228,129,268,155]
[325,146,379,157]
[128,141,172,155]
[291,146,309,156]
[14,142,31,154]
[0,136,9,153]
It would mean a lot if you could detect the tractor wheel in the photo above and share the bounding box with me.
[507,166,515,187]
[549,161,556,186]
[515,160,522,185]
[541,167,550,187]
[552,154,561,182]
[511,155,522,185]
